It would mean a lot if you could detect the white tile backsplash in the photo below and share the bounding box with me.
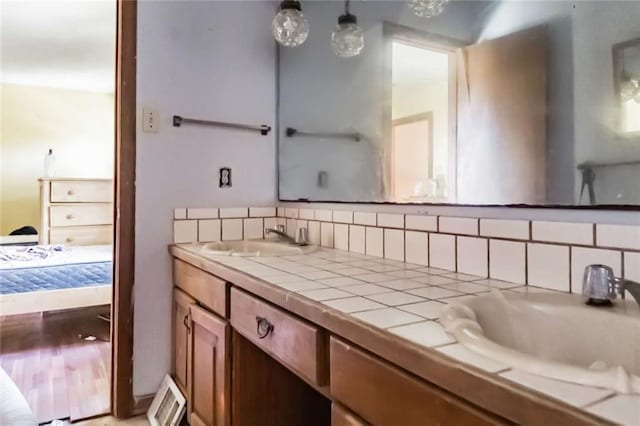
[307,221,320,245]
[249,207,276,217]
[198,219,221,242]
[439,216,478,236]
[596,224,640,250]
[489,239,526,284]
[480,218,529,240]
[405,215,438,232]
[377,213,404,229]
[333,210,354,224]
[187,207,219,219]
[315,209,333,222]
[366,227,384,258]
[349,225,365,254]
[243,218,264,240]
[571,247,622,292]
[320,222,334,247]
[527,243,570,292]
[219,207,248,218]
[334,223,349,251]
[405,231,428,266]
[624,252,640,281]
[221,218,243,240]
[174,220,197,243]
[456,237,488,278]
[174,204,634,303]
[532,221,593,245]
[429,234,456,271]
[384,229,404,261]
[299,208,315,220]
[354,211,377,226]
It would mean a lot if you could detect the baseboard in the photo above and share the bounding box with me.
[132,393,155,416]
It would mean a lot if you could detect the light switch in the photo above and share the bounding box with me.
[142,108,158,133]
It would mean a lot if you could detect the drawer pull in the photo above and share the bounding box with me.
[256,316,274,339]
[183,312,191,333]
[66,214,74,220]
[67,190,74,196]
[65,237,73,243]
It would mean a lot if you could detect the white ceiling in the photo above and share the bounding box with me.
[0,0,116,93]
[392,41,449,87]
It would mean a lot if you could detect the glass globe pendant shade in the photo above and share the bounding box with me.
[272,0,309,47]
[331,14,364,58]
[408,0,449,18]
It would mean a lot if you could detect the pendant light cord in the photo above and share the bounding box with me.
[345,0,350,15]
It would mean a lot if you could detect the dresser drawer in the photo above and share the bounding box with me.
[330,337,503,426]
[50,204,113,227]
[50,225,112,245]
[173,259,228,317]
[230,287,328,386]
[50,180,112,203]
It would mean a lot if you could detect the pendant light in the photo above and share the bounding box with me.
[272,0,309,47]
[408,0,449,18]
[331,0,364,58]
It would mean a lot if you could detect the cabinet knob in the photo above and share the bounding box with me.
[67,190,74,196]
[65,237,73,243]
[255,316,274,339]
[66,214,74,220]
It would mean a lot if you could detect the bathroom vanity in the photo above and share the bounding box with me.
[169,244,617,426]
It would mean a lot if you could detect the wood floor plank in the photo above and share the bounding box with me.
[0,306,111,424]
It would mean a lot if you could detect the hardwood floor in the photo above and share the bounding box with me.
[0,306,111,424]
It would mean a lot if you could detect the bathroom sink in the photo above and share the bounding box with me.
[196,240,316,257]
[440,291,640,394]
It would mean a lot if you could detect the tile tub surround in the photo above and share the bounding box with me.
[173,206,640,295]
[172,243,640,425]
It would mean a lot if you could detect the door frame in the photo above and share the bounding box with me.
[390,112,434,199]
[382,22,462,202]
[112,0,137,418]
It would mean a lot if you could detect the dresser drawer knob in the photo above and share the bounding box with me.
[65,237,73,243]
[67,190,74,196]
[256,316,274,339]
[66,214,74,220]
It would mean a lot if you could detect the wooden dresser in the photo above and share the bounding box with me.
[39,178,114,245]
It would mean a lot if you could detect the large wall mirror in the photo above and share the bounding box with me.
[277,0,640,207]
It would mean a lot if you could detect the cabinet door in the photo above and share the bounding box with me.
[190,304,230,426]
[172,288,194,396]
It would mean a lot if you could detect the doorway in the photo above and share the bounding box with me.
[388,32,458,203]
[0,0,125,422]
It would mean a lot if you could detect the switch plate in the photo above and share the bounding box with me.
[142,108,158,133]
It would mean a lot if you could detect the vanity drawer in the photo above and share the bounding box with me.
[173,259,228,318]
[49,225,112,245]
[50,204,113,227]
[332,403,368,426]
[50,180,113,203]
[230,287,328,386]
[330,337,503,426]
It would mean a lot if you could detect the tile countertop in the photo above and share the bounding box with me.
[171,244,640,426]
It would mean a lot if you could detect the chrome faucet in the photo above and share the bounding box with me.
[265,225,309,246]
[582,264,640,307]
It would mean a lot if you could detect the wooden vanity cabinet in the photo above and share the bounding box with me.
[189,304,230,426]
[172,288,195,396]
[171,255,510,426]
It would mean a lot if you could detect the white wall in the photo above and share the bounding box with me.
[134,0,277,395]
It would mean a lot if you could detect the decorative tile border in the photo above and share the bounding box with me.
[172,205,640,296]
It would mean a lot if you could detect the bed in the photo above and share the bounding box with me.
[0,245,112,316]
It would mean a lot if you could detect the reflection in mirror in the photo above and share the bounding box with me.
[278,0,640,206]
